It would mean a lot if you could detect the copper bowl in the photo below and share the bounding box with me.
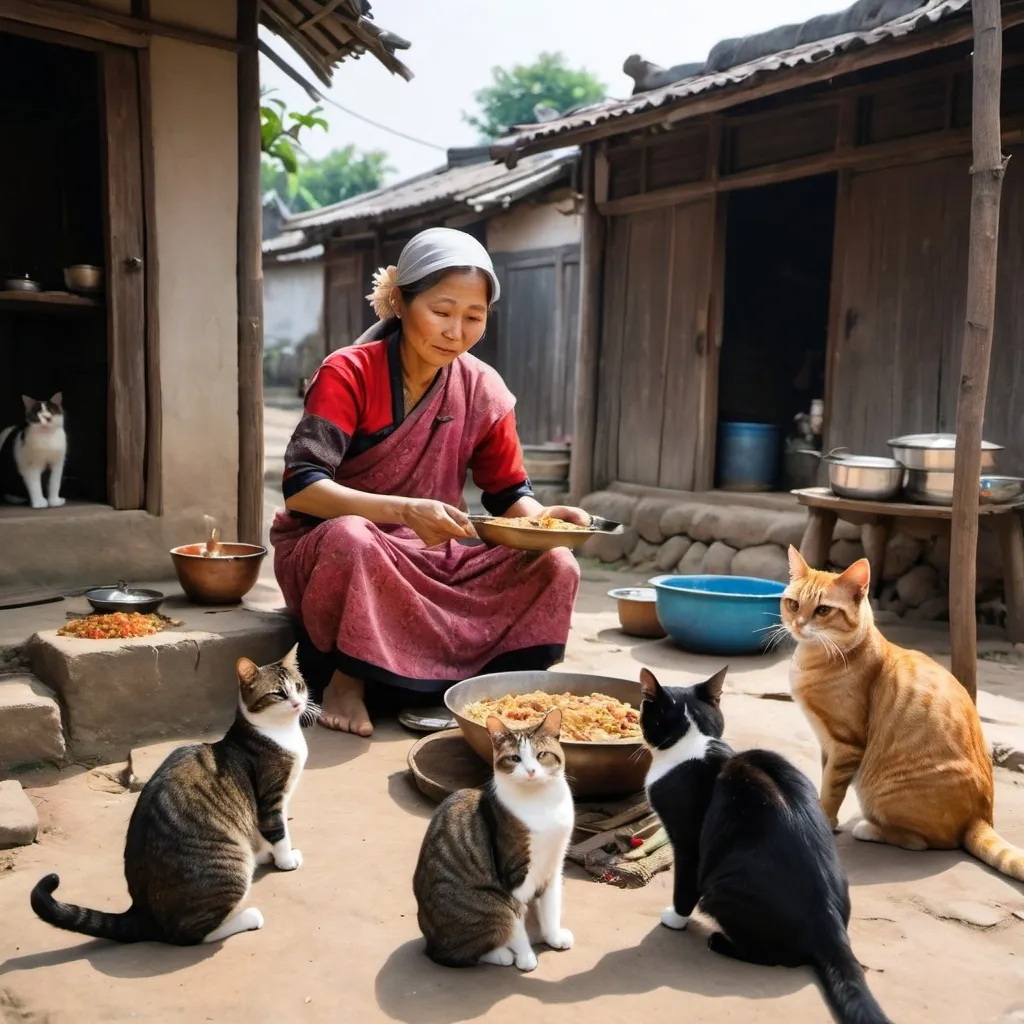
[608,587,666,638]
[169,542,266,605]
[444,670,650,798]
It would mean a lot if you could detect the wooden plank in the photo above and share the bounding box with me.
[657,198,716,490]
[0,291,99,308]
[696,192,728,491]
[793,486,1023,518]
[101,46,146,510]
[237,0,263,544]
[569,150,605,500]
[0,0,146,46]
[822,169,852,449]
[138,42,161,516]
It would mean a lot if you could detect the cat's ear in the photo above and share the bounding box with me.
[236,656,260,687]
[280,643,300,676]
[700,665,728,706]
[485,716,510,740]
[787,545,810,580]
[538,707,562,738]
[21,395,34,412]
[49,392,63,409]
[639,667,661,701]
[835,558,871,601]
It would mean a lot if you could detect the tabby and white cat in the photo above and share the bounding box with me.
[31,646,317,945]
[413,709,575,971]
[784,547,1024,880]
[0,393,67,509]
[641,667,890,1024]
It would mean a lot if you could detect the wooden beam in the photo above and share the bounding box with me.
[949,0,1008,700]
[822,168,852,453]
[568,147,606,503]
[505,4,1024,164]
[237,0,264,545]
[296,0,345,32]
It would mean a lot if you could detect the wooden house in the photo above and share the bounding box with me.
[493,0,1024,501]
[0,0,411,589]
[263,146,582,446]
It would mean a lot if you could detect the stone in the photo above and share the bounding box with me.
[689,507,777,549]
[656,535,692,572]
[628,538,660,568]
[763,513,811,550]
[678,541,708,575]
[906,595,949,622]
[702,541,737,576]
[0,673,65,770]
[633,498,676,544]
[0,780,38,849]
[925,537,951,576]
[583,526,637,564]
[580,491,638,527]
[879,582,899,609]
[886,599,908,618]
[26,613,294,760]
[830,539,864,569]
[660,503,698,538]
[977,530,1005,583]
[834,520,861,542]
[897,564,941,609]
[882,534,923,581]
[731,544,791,582]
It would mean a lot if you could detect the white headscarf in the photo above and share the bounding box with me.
[367,228,500,321]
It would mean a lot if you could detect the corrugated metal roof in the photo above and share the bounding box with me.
[261,0,412,85]
[496,0,971,153]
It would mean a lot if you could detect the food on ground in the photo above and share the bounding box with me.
[485,514,590,531]
[57,612,179,640]
[463,691,641,741]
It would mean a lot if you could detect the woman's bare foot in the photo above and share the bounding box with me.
[318,671,373,736]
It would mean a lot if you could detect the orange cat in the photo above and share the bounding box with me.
[783,546,1024,881]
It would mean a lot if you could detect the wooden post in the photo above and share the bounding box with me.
[236,0,264,545]
[568,145,606,503]
[949,0,1007,700]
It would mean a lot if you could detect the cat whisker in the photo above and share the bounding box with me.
[300,702,323,728]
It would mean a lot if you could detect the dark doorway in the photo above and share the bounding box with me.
[715,173,836,489]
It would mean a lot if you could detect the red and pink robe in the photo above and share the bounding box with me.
[270,329,580,695]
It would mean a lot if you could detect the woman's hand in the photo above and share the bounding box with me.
[401,498,477,547]
[539,505,592,527]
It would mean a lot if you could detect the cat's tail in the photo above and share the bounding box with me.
[963,819,1024,881]
[812,940,892,1024]
[30,874,156,943]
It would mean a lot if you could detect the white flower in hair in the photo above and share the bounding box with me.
[367,265,399,321]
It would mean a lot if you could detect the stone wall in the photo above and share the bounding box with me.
[580,490,1008,627]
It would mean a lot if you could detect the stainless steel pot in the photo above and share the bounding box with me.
[820,452,904,501]
[905,471,1024,506]
[63,264,103,294]
[887,433,1002,472]
[85,581,165,614]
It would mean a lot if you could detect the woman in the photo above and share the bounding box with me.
[271,228,587,737]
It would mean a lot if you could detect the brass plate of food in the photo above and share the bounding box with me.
[466,513,622,552]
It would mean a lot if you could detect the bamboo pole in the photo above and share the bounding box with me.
[237,0,265,545]
[949,0,1008,700]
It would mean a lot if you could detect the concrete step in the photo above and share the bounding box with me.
[0,673,66,772]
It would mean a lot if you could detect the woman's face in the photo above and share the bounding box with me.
[395,268,489,370]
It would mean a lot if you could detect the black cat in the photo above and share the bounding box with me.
[639,667,891,1024]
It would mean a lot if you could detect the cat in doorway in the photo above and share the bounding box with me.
[0,393,66,509]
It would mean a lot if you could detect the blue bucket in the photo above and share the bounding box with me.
[717,422,779,491]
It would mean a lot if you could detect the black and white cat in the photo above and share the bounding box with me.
[0,394,67,509]
[639,667,891,1024]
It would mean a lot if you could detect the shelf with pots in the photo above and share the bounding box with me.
[1,266,104,312]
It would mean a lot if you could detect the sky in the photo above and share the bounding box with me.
[259,0,852,183]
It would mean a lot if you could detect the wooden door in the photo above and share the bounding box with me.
[325,251,366,352]
[102,46,147,510]
[594,198,717,490]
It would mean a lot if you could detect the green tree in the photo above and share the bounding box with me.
[262,146,392,213]
[464,52,606,140]
[259,86,328,179]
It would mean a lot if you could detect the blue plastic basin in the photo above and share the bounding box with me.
[648,574,786,656]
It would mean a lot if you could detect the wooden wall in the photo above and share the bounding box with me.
[491,244,579,446]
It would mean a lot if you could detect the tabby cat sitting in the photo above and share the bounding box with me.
[413,709,575,971]
[31,647,317,944]
[784,547,1024,881]
[640,667,891,1024]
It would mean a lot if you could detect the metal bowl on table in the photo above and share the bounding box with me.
[887,433,1002,472]
[905,471,1024,507]
[170,542,267,604]
[63,264,104,294]
[85,581,165,614]
[4,275,40,292]
[980,475,1024,505]
[445,670,649,798]
[821,451,904,501]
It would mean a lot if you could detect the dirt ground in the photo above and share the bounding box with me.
[3,571,1024,1023]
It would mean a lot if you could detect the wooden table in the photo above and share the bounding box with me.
[793,487,1024,643]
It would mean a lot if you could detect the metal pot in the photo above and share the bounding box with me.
[85,581,165,614]
[887,433,1002,472]
[905,471,1024,507]
[63,264,103,294]
[817,450,904,501]
[4,275,40,292]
